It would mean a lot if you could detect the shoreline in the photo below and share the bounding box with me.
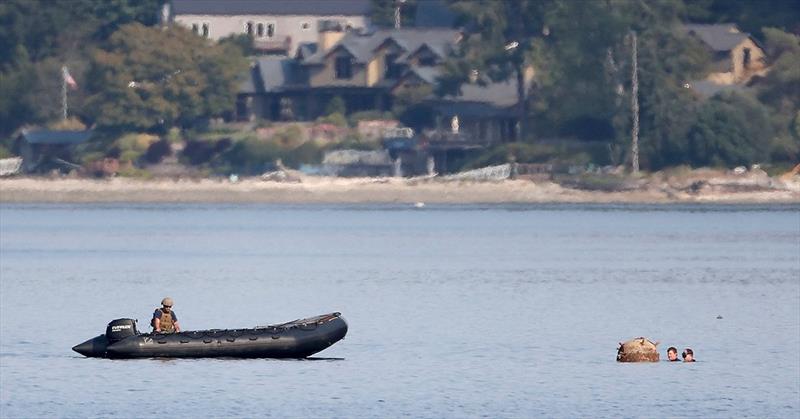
[1,177,798,204]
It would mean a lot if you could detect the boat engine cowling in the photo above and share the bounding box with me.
[106,318,138,343]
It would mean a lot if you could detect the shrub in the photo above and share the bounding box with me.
[222,138,281,174]
[143,139,172,164]
[283,141,325,167]
[317,112,347,127]
[182,138,233,165]
[348,111,396,126]
[117,166,153,179]
[687,92,772,167]
[80,151,106,165]
[120,150,142,163]
[109,133,159,164]
[324,96,346,116]
[272,125,304,148]
[330,132,379,151]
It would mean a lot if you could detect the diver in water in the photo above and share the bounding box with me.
[152,297,181,333]
[667,346,680,362]
[682,348,696,362]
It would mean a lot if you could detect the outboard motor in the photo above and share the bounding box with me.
[106,318,139,344]
[73,318,139,357]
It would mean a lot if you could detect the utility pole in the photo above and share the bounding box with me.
[630,31,639,174]
[62,66,68,120]
[394,0,406,29]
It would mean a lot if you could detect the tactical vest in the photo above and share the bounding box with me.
[154,308,175,333]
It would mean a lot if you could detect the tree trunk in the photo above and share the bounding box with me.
[515,62,526,142]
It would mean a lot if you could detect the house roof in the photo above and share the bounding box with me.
[407,66,440,84]
[689,79,745,98]
[296,42,318,60]
[19,129,92,145]
[445,81,519,108]
[683,24,751,52]
[304,28,458,64]
[400,67,518,109]
[240,56,307,94]
[171,0,372,16]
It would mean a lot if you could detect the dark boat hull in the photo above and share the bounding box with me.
[73,313,347,359]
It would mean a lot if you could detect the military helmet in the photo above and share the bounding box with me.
[161,297,174,307]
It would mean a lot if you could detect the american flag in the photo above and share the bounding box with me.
[62,66,77,89]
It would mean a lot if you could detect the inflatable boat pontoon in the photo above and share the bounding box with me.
[72,312,347,359]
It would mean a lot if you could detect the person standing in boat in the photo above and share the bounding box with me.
[152,297,181,334]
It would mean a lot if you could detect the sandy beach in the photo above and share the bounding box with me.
[1,174,798,204]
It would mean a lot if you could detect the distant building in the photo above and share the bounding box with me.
[683,23,767,97]
[13,129,92,173]
[165,0,372,56]
[238,27,459,119]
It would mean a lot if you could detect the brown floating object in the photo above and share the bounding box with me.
[616,337,660,362]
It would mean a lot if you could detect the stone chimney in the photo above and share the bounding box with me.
[318,20,346,52]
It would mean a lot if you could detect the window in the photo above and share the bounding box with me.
[256,23,264,37]
[301,21,310,30]
[266,23,275,38]
[419,55,436,67]
[191,23,199,34]
[245,22,253,36]
[201,23,209,38]
[385,53,401,79]
[743,47,751,69]
[335,56,353,79]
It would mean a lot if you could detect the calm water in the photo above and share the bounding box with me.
[1,204,798,418]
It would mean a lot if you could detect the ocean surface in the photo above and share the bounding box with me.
[1,203,798,418]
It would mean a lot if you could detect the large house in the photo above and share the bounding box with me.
[683,23,768,97]
[237,25,523,144]
[165,0,372,55]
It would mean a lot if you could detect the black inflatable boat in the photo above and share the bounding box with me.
[72,312,347,359]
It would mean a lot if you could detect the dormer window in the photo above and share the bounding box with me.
[385,53,401,79]
[266,23,275,38]
[419,56,436,66]
[257,23,264,37]
[335,56,353,79]
[245,22,253,36]
[201,23,209,37]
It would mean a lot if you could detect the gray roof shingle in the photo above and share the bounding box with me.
[689,79,744,98]
[241,56,306,93]
[304,28,458,64]
[403,67,518,108]
[20,129,93,145]
[172,0,372,16]
[683,23,750,52]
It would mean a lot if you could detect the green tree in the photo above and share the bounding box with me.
[440,0,554,140]
[686,92,772,167]
[684,0,800,39]
[0,0,162,137]
[83,23,247,133]
[609,0,710,170]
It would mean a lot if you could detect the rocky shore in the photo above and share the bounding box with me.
[1,169,798,204]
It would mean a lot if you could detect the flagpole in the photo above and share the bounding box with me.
[630,31,639,174]
[62,66,68,120]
